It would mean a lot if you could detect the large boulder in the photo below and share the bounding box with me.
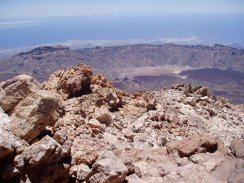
[42,64,92,99]
[14,136,69,183]
[14,136,62,168]
[87,150,128,183]
[167,133,221,157]
[0,75,40,113]
[10,90,60,143]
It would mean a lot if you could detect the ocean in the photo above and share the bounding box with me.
[0,13,244,49]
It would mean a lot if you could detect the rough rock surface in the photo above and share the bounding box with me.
[230,139,244,158]
[10,90,60,143]
[87,150,128,183]
[42,63,92,99]
[0,107,14,160]
[166,133,221,157]
[0,64,243,183]
[0,75,40,114]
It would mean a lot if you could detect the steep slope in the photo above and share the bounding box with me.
[0,64,243,183]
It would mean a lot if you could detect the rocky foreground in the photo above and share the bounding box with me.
[0,64,243,183]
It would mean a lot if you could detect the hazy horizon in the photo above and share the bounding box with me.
[0,0,244,49]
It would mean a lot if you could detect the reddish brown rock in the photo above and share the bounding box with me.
[10,90,60,143]
[42,64,92,99]
[0,74,40,113]
[167,133,220,157]
[87,150,128,183]
[230,139,244,158]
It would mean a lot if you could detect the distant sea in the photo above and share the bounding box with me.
[0,13,244,49]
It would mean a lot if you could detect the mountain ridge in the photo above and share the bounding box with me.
[0,43,243,103]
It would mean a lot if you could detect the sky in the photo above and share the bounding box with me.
[1,0,244,18]
[0,0,244,49]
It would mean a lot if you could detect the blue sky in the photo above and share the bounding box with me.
[0,0,243,48]
[1,0,244,18]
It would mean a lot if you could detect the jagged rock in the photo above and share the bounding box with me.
[123,129,134,140]
[10,90,60,143]
[93,107,114,126]
[42,64,92,99]
[132,113,148,132]
[0,74,40,113]
[167,133,220,157]
[106,92,122,111]
[165,112,180,124]
[197,87,209,96]
[230,139,244,158]
[0,107,15,160]
[71,136,100,166]
[14,136,62,169]
[0,63,243,183]
[13,136,69,183]
[88,118,102,129]
[70,163,91,181]
[133,161,163,178]
[77,164,91,181]
[87,150,128,183]
[133,161,148,178]
[144,93,157,110]
[186,97,196,106]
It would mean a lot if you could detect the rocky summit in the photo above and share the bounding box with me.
[0,63,243,183]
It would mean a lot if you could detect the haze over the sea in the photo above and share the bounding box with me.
[0,0,243,49]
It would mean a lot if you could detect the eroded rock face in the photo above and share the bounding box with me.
[0,74,40,114]
[10,90,60,143]
[42,63,92,99]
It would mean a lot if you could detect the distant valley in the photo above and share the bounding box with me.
[0,44,243,103]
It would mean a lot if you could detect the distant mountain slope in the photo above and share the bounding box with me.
[0,44,243,79]
[0,43,244,103]
[77,44,244,72]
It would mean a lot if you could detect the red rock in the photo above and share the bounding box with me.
[230,139,244,158]
[42,64,92,99]
[87,150,128,183]
[167,133,220,157]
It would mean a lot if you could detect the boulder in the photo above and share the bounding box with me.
[87,150,128,183]
[167,133,220,157]
[14,135,62,169]
[197,87,209,96]
[42,64,92,99]
[88,118,102,129]
[133,161,148,178]
[93,107,114,126]
[230,139,244,158]
[106,92,122,111]
[10,90,60,143]
[0,107,15,160]
[69,163,91,181]
[144,93,157,110]
[0,74,40,113]
[73,163,91,181]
